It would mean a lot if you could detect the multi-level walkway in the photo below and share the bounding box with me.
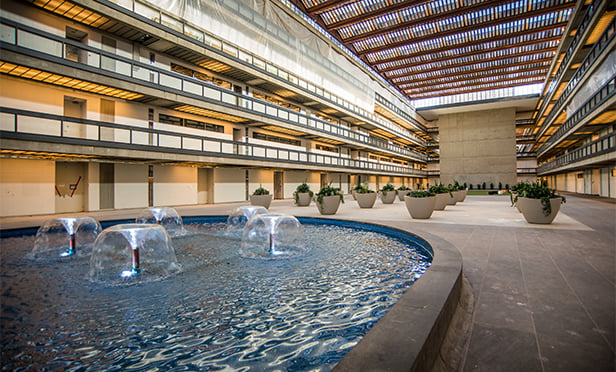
[1,194,614,371]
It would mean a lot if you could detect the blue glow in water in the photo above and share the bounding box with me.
[0,217,432,371]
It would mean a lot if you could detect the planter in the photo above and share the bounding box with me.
[380,190,397,204]
[355,193,377,208]
[250,194,272,209]
[315,195,341,215]
[453,190,467,202]
[517,197,562,224]
[405,196,436,219]
[397,190,411,201]
[295,192,312,206]
[447,195,457,206]
[434,193,449,210]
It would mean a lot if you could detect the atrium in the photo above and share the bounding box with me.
[0,0,614,370]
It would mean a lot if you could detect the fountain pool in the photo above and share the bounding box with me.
[1,216,432,371]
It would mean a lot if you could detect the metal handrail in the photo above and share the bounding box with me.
[537,132,616,174]
[0,18,428,162]
[0,107,428,177]
[538,75,616,155]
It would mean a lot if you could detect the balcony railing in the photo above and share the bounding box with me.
[537,14,616,138]
[537,132,616,174]
[0,107,428,177]
[538,75,616,155]
[98,0,427,146]
[0,18,427,163]
[516,168,537,175]
[536,0,602,119]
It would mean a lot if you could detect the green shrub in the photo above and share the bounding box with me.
[514,181,565,215]
[410,190,435,198]
[253,184,269,195]
[429,184,452,197]
[380,183,396,192]
[353,184,374,194]
[316,182,344,204]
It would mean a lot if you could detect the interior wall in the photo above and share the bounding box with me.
[55,161,86,214]
[0,158,55,217]
[439,108,517,188]
[153,165,198,206]
[213,167,246,203]
[248,169,273,197]
[114,163,148,209]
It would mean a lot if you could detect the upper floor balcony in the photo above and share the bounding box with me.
[0,18,427,163]
[0,107,429,178]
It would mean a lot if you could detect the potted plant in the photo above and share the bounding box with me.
[250,184,273,209]
[294,181,313,207]
[509,182,530,212]
[405,190,436,219]
[397,185,411,201]
[379,183,397,204]
[514,181,566,224]
[353,184,377,208]
[446,184,458,206]
[452,180,467,202]
[314,182,344,215]
[429,184,452,210]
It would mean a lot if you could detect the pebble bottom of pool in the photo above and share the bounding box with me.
[1,218,432,371]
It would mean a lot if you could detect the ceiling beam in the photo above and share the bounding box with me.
[384,55,554,78]
[377,45,558,73]
[399,67,549,89]
[339,0,519,41]
[354,14,569,57]
[404,73,547,94]
[370,34,562,66]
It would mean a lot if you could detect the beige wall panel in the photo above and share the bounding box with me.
[153,165,198,206]
[114,163,148,209]
[0,158,55,217]
[439,108,516,187]
[284,171,319,199]
[213,168,246,203]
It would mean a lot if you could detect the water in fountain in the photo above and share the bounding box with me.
[135,207,185,237]
[88,223,181,286]
[226,205,268,232]
[240,213,304,258]
[32,217,102,260]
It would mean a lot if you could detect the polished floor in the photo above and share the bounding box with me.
[1,194,614,371]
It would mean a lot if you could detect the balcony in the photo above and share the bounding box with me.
[0,18,427,163]
[537,132,616,174]
[0,107,428,177]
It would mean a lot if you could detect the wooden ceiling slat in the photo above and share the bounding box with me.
[409,78,546,99]
[400,67,549,89]
[340,0,516,42]
[370,33,562,65]
[377,45,558,73]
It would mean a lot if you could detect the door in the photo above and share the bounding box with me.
[274,171,284,199]
[99,163,114,209]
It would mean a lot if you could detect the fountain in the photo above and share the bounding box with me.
[32,217,101,260]
[2,216,433,370]
[225,205,268,232]
[88,223,181,285]
[135,207,185,236]
[240,213,304,258]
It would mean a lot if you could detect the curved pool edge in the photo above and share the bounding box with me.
[331,220,464,372]
[0,211,464,371]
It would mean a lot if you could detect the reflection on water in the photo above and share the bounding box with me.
[1,222,431,371]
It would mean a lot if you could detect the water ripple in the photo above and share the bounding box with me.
[1,223,430,371]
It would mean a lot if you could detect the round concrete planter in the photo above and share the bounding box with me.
[517,197,562,224]
[397,190,411,201]
[380,190,397,204]
[250,194,272,209]
[405,196,436,219]
[355,192,377,208]
[315,195,341,215]
[294,192,312,206]
[453,190,467,202]
[434,193,449,210]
